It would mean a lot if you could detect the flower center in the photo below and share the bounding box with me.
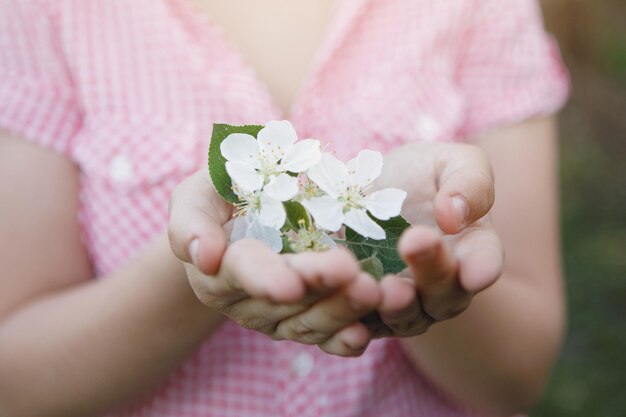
[257,147,285,178]
[290,226,331,253]
[299,179,323,200]
[234,188,262,216]
[340,185,365,211]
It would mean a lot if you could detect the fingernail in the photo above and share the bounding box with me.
[189,239,200,266]
[452,196,468,228]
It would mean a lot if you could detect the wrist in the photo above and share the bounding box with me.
[117,233,226,333]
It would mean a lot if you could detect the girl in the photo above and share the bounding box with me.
[0,0,568,416]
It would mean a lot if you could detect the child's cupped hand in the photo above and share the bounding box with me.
[169,171,381,357]
[364,142,504,338]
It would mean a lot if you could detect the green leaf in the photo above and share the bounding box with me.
[359,255,384,280]
[283,201,310,232]
[208,123,263,204]
[345,215,411,275]
[280,236,295,254]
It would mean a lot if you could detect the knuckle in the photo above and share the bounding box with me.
[391,317,431,337]
[324,306,354,327]
[426,301,470,321]
[237,317,268,332]
[194,288,230,311]
[190,278,240,310]
[385,307,434,337]
[222,304,275,335]
[193,289,223,309]
[278,317,327,345]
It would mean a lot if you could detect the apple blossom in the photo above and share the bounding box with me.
[220,120,321,229]
[220,120,321,192]
[302,151,407,240]
[288,223,337,253]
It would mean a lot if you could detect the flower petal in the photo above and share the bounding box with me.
[279,139,321,173]
[247,215,283,253]
[344,209,386,240]
[306,153,350,198]
[364,188,407,220]
[257,120,298,163]
[301,196,344,232]
[220,133,260,167]
[226,161,264,192]
[230,214,250,242]
[263,173,299,202]
[347,150,383,188]
[258,193,287,229]
[318,232,337,249]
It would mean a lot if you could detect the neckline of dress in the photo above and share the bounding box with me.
[168,0,370,121]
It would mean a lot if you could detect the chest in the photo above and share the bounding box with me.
[188,0,337,114]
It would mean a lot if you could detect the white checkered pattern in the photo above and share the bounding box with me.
[0,0,569,415]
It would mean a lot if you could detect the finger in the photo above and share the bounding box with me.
[168,170,233,275]
[399,226,472,321]
[378,275,433,337]
[318,322,373,357]
[283,247,361,291]
[274,272,381,344]
[433,145,495,234]
[216,297,314,335]
[221,239,305,303]
[451,220,504,293]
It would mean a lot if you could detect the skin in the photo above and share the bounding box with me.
[188,0,337,115]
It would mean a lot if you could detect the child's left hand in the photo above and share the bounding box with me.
[362,142,504,338]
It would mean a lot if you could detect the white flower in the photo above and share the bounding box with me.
[220,120,321,193]
[221,120,321,230]
[289,227,337,253]
[231,213,283,253]
[302,150,407,240]
[232,173,300,229]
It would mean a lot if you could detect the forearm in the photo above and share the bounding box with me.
[400,273,565,417]
[0,234,226,417]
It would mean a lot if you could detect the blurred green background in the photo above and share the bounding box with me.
[533,1,626,416]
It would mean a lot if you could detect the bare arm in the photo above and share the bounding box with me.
[400,117,565,416]
[0,132,224,417]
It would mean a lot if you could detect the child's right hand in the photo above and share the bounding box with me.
[168,171,381,357]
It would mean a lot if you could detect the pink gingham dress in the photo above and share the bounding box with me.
[0,0,569,416]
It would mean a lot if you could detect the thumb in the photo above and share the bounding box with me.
[433,144,495,234]
[168,170,232,275]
